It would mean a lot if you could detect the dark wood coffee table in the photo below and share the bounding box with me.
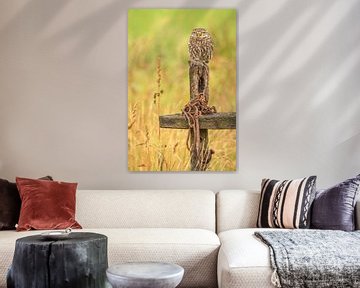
[7,232,108,288]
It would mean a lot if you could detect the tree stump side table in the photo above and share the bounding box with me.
[7,232,108,288]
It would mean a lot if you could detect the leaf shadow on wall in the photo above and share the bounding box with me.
[236,0,360,178]
[0,0,71,36]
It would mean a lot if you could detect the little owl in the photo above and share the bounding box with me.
[188,28,213,65]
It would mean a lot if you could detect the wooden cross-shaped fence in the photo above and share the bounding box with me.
[159,29,236,171]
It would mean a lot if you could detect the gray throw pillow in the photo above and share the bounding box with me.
[311,174,360,231]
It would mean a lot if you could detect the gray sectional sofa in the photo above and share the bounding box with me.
[0,189,359,288]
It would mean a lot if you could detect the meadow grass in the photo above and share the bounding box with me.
[128,9,237,171]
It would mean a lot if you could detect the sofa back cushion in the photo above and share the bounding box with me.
[76,190,216,231]
[217,190,360,233]
[216,190,260,233]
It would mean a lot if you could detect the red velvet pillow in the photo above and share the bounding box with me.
[0,176,53,230]
[16,177,82,231]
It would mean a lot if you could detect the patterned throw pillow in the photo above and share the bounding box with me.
[257,176,317,229]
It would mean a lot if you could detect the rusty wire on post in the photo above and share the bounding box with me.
[182,93,216,170]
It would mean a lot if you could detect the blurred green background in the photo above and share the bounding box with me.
[128,9,237,171]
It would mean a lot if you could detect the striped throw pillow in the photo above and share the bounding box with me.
[257,176,317,229]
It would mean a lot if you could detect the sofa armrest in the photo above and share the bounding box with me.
[356,200,360,230]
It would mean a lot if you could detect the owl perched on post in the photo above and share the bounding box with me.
[188,28,214,65]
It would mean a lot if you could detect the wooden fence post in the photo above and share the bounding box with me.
[159,29,236,171]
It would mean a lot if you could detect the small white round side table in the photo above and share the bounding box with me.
[106,262,184,288]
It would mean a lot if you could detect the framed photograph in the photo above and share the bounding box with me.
[128,9,237,171]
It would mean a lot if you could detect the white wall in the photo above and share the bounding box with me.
[0,0,359,191]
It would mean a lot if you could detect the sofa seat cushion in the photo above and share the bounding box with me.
[101,228,220,288]
[218,228,281,288]
[0,228,219,288]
